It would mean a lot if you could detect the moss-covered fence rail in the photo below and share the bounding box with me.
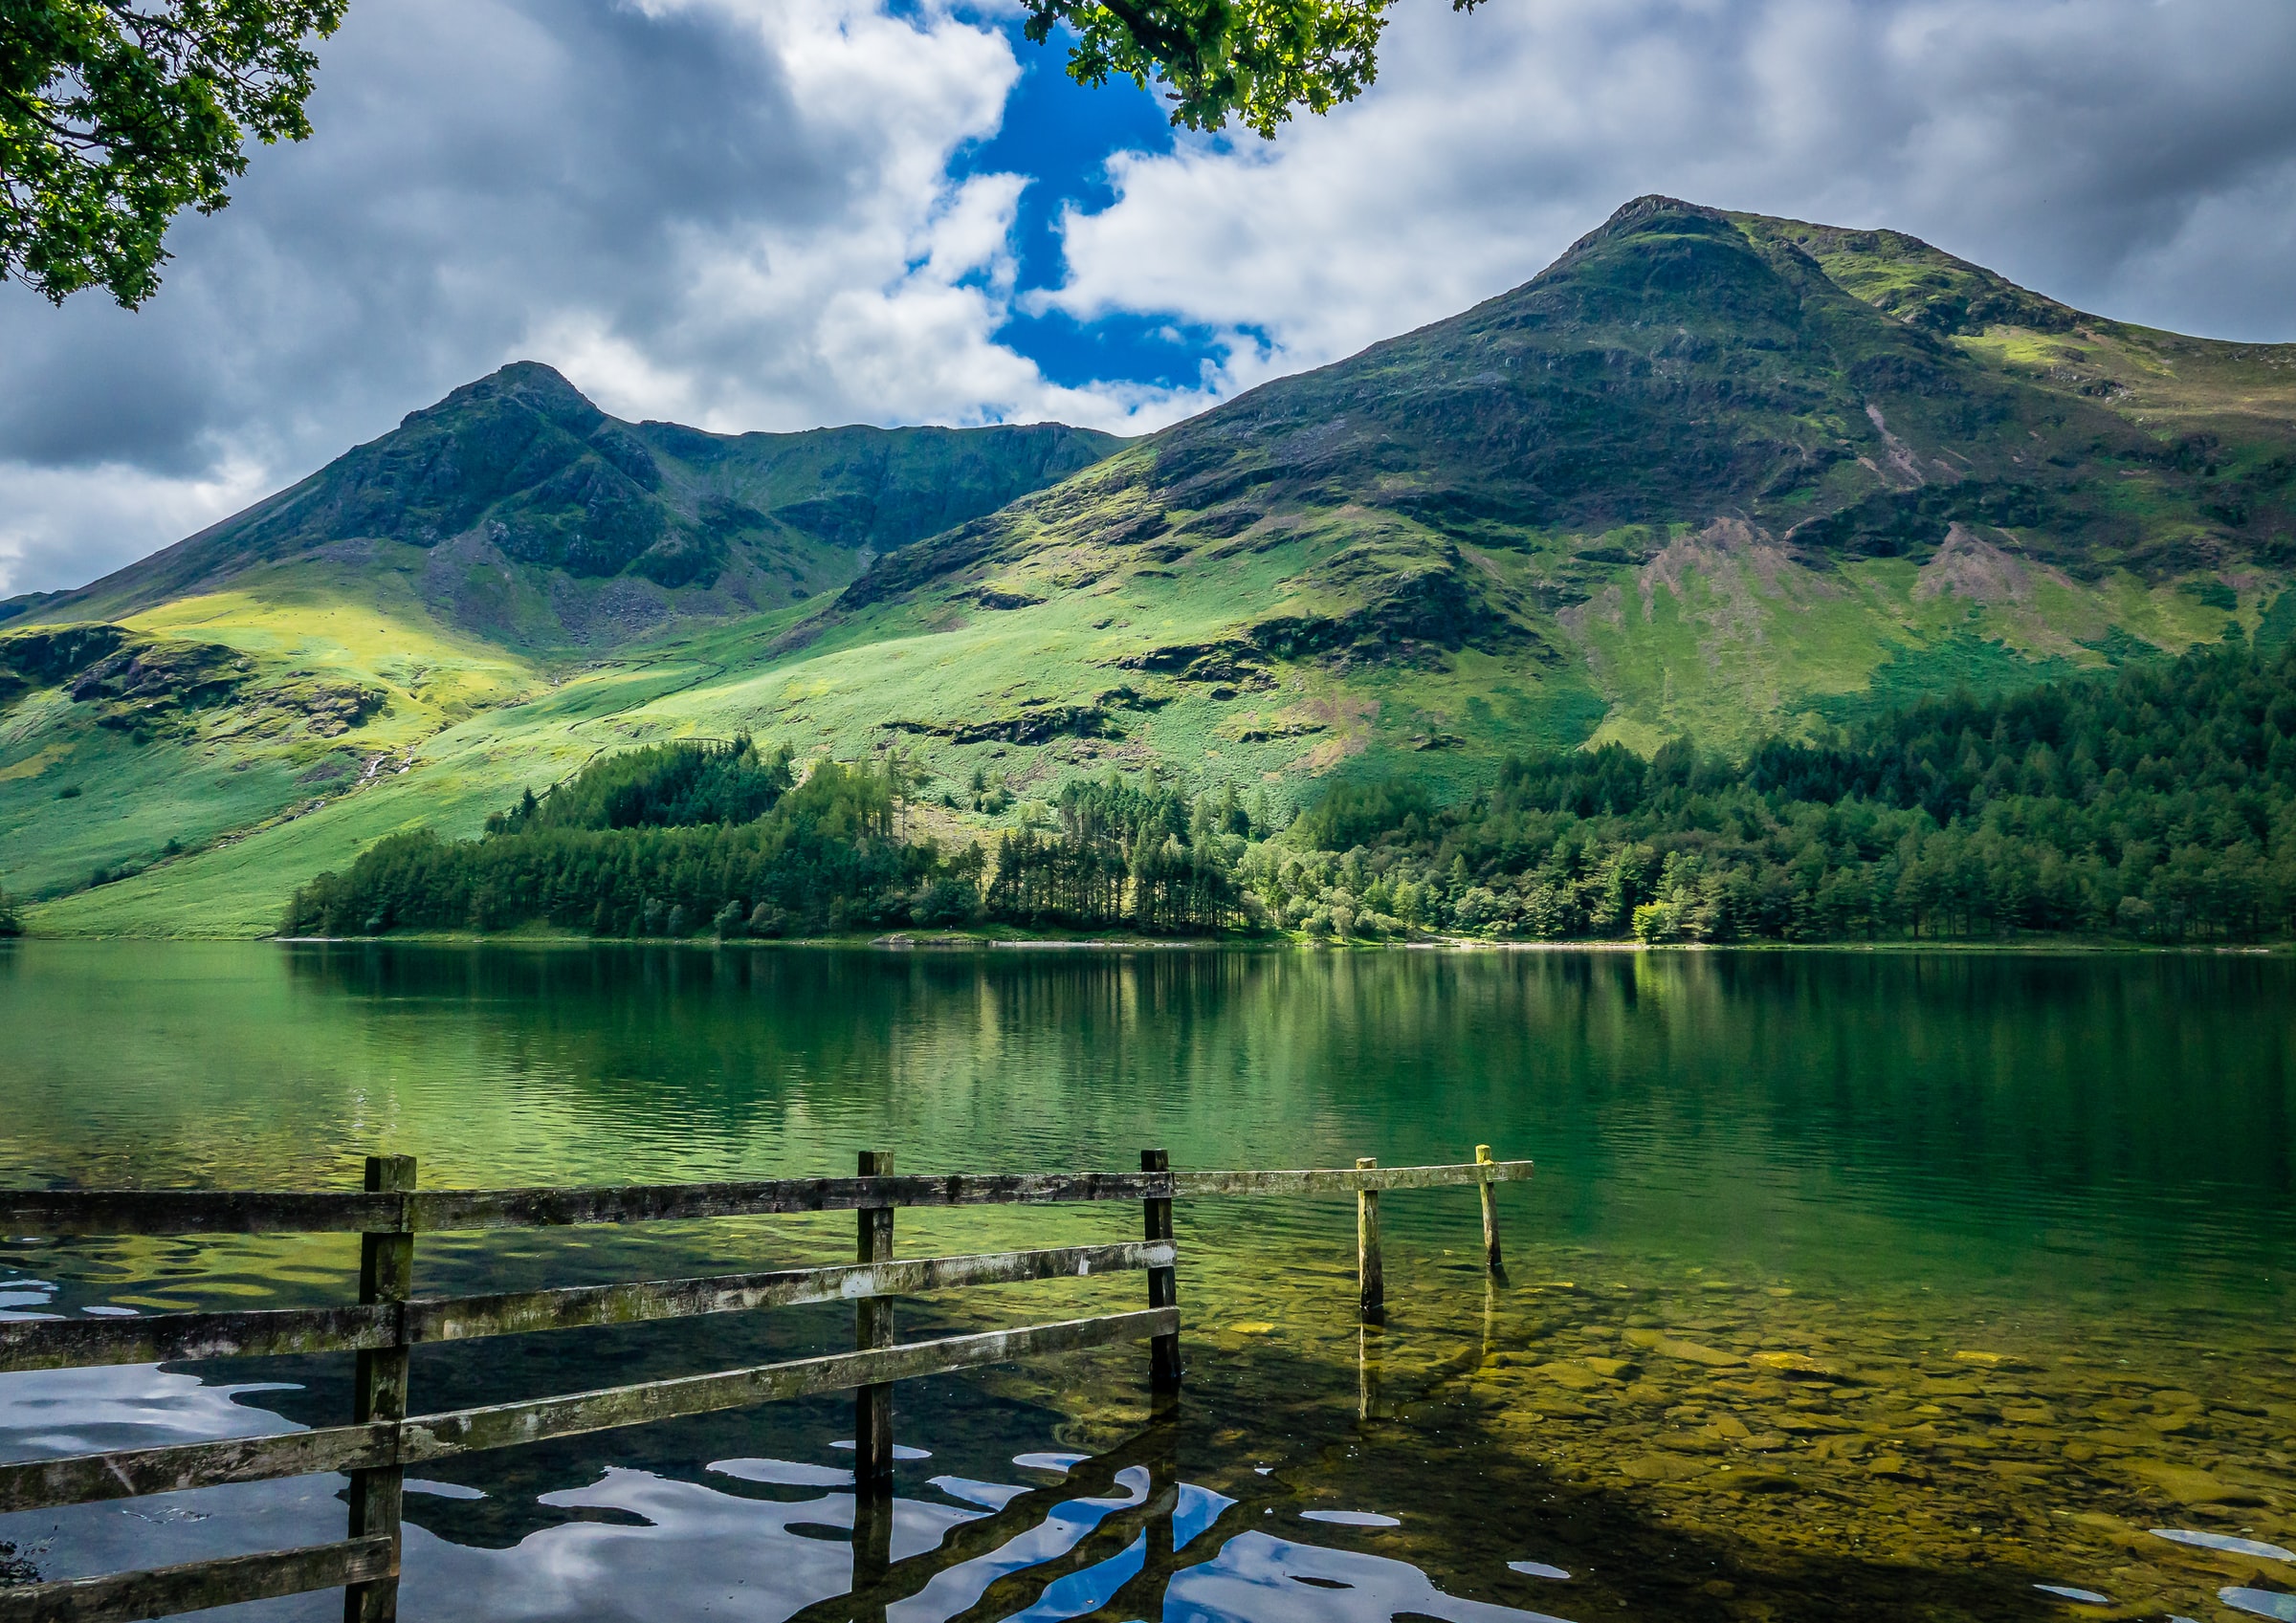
[0,1151,1531,1623]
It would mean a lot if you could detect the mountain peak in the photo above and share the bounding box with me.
[404,359,602,434]
[1550,193,1736,265]
[1604,193,1728,230]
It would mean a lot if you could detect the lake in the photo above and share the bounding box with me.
[2,942,2293,1622]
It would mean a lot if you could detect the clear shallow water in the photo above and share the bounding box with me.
[0,941,2292,1622]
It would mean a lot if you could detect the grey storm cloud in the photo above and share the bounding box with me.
[4,0,2296,598]
[0,0,830,473]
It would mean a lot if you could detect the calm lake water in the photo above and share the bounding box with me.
[1,942,2293,1623]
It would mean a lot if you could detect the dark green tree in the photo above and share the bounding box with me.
[2,0,346,305]
[1022,0,1481,138]
[0,880,22,935]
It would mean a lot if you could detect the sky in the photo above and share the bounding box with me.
[4,0,2296,599]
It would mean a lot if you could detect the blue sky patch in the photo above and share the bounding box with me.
[952,27,1210,393]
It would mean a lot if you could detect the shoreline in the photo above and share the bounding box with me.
[219,930,2296,956]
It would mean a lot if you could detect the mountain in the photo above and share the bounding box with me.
[20,362,1124,651]
[7,195,2294,936]
[826,196,2294,755]
[0,371,1122,916]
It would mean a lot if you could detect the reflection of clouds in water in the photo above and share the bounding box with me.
[830,1439,933,1459]
[408,1480,488,1501]
[1,1282,148,1322]
[1013,1452,1090,1472]
[2153,1529,2296,1563]
[927,1475,1032,1510]
[1004,1528,1147,1623]
[0,1280,59,1321]
[402,1467,996,1623]
[0,1361,303,1459]
[711,1456,856,1488]
[0,1366,1569,1623]
[890,1464,1149,1623]
[0,1365,342,1598]
[1177,1483,1237,1551]
[1167,1531,1577,1623]
[888,1493,1097,1623]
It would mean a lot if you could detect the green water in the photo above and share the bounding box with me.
[2,942,2293,1622]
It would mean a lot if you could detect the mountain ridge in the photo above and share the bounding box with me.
[837,195,2287,625]
[750,195,2290,808]
[7,193,2296,935]
[15,362,1127,652]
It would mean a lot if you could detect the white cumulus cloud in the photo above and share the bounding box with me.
[1043,0,2296,377]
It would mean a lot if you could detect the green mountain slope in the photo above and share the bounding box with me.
[17,362,1124,651]
[11,195,2296,936]
[817,195,2294,757]
[0,372,1122,913]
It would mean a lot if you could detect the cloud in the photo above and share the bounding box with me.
[0,458,274,604]
[3,0,2293,599]
[1044,0,2296,373]
[0,0,1205,597]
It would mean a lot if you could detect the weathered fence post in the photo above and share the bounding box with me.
[344,1153,415,1623]
[856,1150,895,1489]
[1356,1157,1382,1322]
[1476,1143,1504,1277]
[1141,1149,1181,1391]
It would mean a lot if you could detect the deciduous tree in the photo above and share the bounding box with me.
[2,0,344,305]
[1022,0,1481,138]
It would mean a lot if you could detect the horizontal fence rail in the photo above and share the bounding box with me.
[0,1539,394,1623]
[400,1308,1175,1465]
[0,1310,1177,1517]
[0,1161,1530,1238]
[0,1241,1175,1372]
[0,1148,1525,1623]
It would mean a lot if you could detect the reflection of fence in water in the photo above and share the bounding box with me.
[0,1150,1528,1622]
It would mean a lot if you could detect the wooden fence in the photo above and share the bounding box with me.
[0,1149,1531,1623]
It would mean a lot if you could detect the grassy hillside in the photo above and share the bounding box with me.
[0,369,1120,920]
[12,195,2296,936]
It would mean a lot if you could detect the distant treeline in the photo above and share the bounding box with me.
[285,740,925,938]
[1280,636,2296,944]
[281,738,1263,938]
[0,885,21,937]
[285,639,2296,945]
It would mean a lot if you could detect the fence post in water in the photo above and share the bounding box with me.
[1476,1144,1504,1278]
[1141,1149,1181,1391]
[855,1150,895,1488]
[344,1153,415,1623]
[1356,1157,1383,1322]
